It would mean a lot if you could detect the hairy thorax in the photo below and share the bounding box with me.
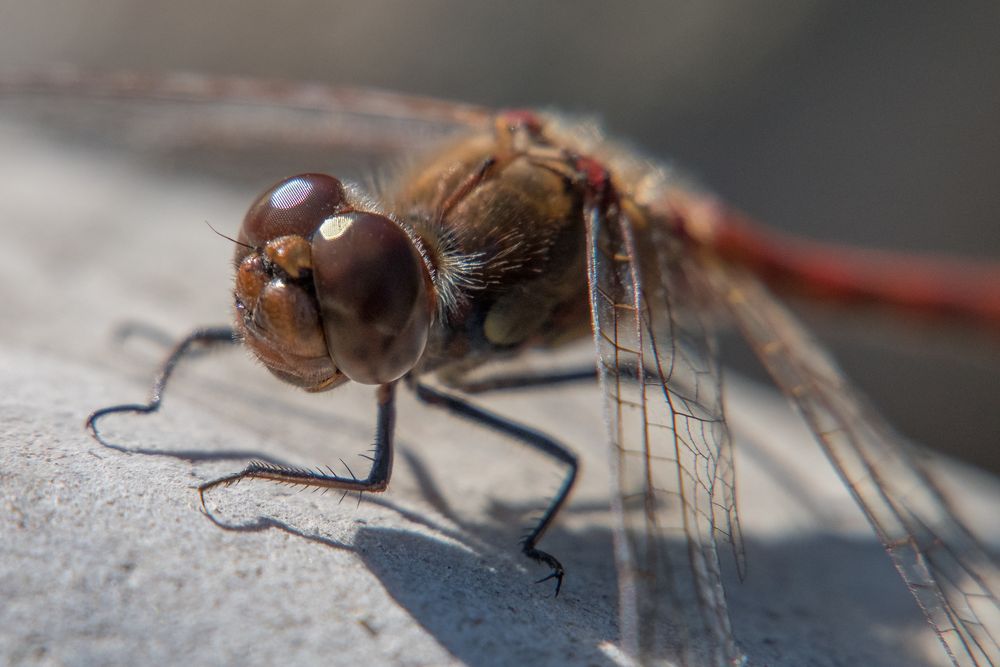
[389,129,595,377]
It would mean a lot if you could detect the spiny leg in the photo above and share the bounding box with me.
[86,326,236,451]
[409,379,577,596]
[198,382,397,508]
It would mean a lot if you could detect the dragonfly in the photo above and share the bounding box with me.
[5,69,998,667]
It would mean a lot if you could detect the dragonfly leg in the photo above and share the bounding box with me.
[447,366,597,394]
[86,326,237,450]
[448,357,668,394]
[198,382,396,504]
[409,379,577,596]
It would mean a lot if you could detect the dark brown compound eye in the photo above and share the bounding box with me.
[236,174,348,263]
[311,211,434,385]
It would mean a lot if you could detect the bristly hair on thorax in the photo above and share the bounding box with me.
[367,155,495,321]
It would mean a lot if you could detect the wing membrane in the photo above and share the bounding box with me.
[0,68,491,164]
[586,201,744,667]
[703,259,1000,667]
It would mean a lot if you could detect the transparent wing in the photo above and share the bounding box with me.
[0,68,491,175]
[585,200,745,667]
[701,259,1000,667]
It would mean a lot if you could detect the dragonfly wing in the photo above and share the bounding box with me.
[702,259,1000,667]
[585,201,745,667]
[0,68,491,163]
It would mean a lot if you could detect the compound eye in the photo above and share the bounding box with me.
[311,212,433,384]
[237,174,347,262]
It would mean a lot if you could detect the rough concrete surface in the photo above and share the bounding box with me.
[1,104,997,667]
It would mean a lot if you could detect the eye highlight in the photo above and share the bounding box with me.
[238,173,348,252]
[269,176,316,210]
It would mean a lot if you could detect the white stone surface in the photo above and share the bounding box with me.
[1,110,997,667]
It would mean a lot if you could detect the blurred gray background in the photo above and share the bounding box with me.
[1,0,998,471]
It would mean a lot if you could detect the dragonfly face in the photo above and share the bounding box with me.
[234,173,434,388]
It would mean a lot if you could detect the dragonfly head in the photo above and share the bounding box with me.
[233,173,434,390]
